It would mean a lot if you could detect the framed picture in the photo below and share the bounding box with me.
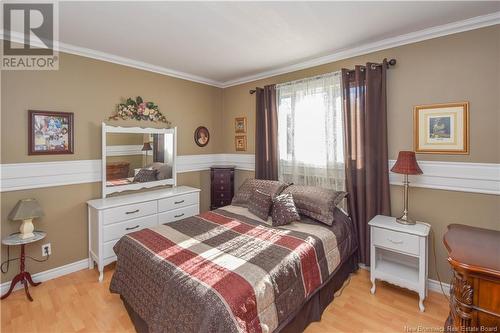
[235,135,247,151]
[28,110,74,155]
[234,117,247,133]
[414,102,469,154]
[194,126,210,147]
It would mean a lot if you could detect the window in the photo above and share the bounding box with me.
[276,72,345,190]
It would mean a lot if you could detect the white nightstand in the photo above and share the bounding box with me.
[368,215,430,312]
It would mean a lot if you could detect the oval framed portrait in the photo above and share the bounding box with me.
[194,126,210,147]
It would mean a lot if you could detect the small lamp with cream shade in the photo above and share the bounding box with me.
[391,151,423,225]
[8,198,44,239]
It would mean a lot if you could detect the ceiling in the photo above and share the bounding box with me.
[15,2,500,86]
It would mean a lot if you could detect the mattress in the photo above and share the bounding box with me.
[109,205,357,333]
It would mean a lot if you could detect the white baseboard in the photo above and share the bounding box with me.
[0,258,88,296]
[358,263,450,296]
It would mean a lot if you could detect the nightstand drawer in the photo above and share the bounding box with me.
[372,227,419,256]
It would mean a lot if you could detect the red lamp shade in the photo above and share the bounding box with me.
[391,151,423,175]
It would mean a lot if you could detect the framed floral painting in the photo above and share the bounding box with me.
[414,102,469,154]
[28,110,74,155]
[235,135,247,151]
[234,117,247,133]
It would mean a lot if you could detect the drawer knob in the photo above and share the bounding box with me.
[125,209,139,215]
[126,225,140,231]
[174,213,185,218]
[387,238,403,245]
[220,193,224,197]
[174,200,185,204]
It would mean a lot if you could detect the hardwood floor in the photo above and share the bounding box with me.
[1,266,449,332]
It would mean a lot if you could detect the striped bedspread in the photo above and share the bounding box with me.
[110,205,356,333]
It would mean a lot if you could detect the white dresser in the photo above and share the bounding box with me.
[87,186,200,281]
[368,215,430,312]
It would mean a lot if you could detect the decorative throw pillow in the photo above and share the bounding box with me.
[282,185,347,226]
[271,193,300,226]
[148,162,173,180]
[232,179,289,207]
[248,189,273,221]
[133,169,157,183]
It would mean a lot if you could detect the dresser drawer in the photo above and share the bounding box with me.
[158,192,199,212]
[213,199,232,208]
[103,214,157,242]
[102,201,157,225]
[158,204,199,224]
[213,191,232,200]
[372,227,420,256]
[103,239,118,259]
[213,183,230,192]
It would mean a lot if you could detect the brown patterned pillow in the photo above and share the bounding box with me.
[133,169,157,183]
[271,193,300,226]
[282,185,347,226]
[248,189,273,221]
[232,179,289,207]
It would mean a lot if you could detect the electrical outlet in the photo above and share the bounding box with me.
[42,243,51,256]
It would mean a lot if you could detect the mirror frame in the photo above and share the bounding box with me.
[102,123,177,198]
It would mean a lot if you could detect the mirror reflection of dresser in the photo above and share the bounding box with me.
[102,123,177,198]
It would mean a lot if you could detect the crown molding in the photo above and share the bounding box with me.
[220,11,500,87]
[0,30,224,88]
[2,11,499,88]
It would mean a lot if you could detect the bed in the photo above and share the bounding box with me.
[110,204,358,333]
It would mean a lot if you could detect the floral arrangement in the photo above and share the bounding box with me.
[109,96,171,125]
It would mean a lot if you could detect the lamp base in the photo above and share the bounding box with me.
[396,214,416,225]
[19,218,35,239]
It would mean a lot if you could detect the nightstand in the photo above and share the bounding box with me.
[368,215,430,311]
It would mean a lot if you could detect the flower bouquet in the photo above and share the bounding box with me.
[109,96,171,125]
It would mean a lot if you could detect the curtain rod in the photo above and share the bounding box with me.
[345,58,397,74]
[249,58,396,94]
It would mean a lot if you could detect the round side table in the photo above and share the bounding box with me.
[1,231,46,301]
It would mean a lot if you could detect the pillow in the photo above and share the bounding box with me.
[248,189,273,221]
[148,162,173,180]
[282,185,347,226]
[232,179,289,207]
[133,169,157,183]
[271,193,300,226]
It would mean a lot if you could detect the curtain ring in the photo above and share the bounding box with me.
[370,64,377,70]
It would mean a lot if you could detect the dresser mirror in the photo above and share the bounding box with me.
[102,123,177,197]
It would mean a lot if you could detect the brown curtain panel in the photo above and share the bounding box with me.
[341,60,391,265]
[255,85,278,180]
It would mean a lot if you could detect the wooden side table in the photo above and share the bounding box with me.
[1,231,46,301]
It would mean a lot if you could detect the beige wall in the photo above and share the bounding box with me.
[1,26,499,285]
[222,26,500,283]
[222,25,500,164]
[1,52,223,283]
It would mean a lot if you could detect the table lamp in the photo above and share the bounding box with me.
[8,198,44,239]
[391,151,423,225]
[142,142,153,166]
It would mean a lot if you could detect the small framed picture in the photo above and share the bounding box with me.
[414,102,469,154]
[194,126,210,147]
[28,110,74,155]
[235,135,247,151]
[234,117,247,133]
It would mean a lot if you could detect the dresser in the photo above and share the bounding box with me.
[369,215,430,311]
[87,186,200,282]
[106,161,130,180]
[444,224,500,332]
[210,165,235,210]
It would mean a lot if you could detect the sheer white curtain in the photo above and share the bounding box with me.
[276,71,345,191]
